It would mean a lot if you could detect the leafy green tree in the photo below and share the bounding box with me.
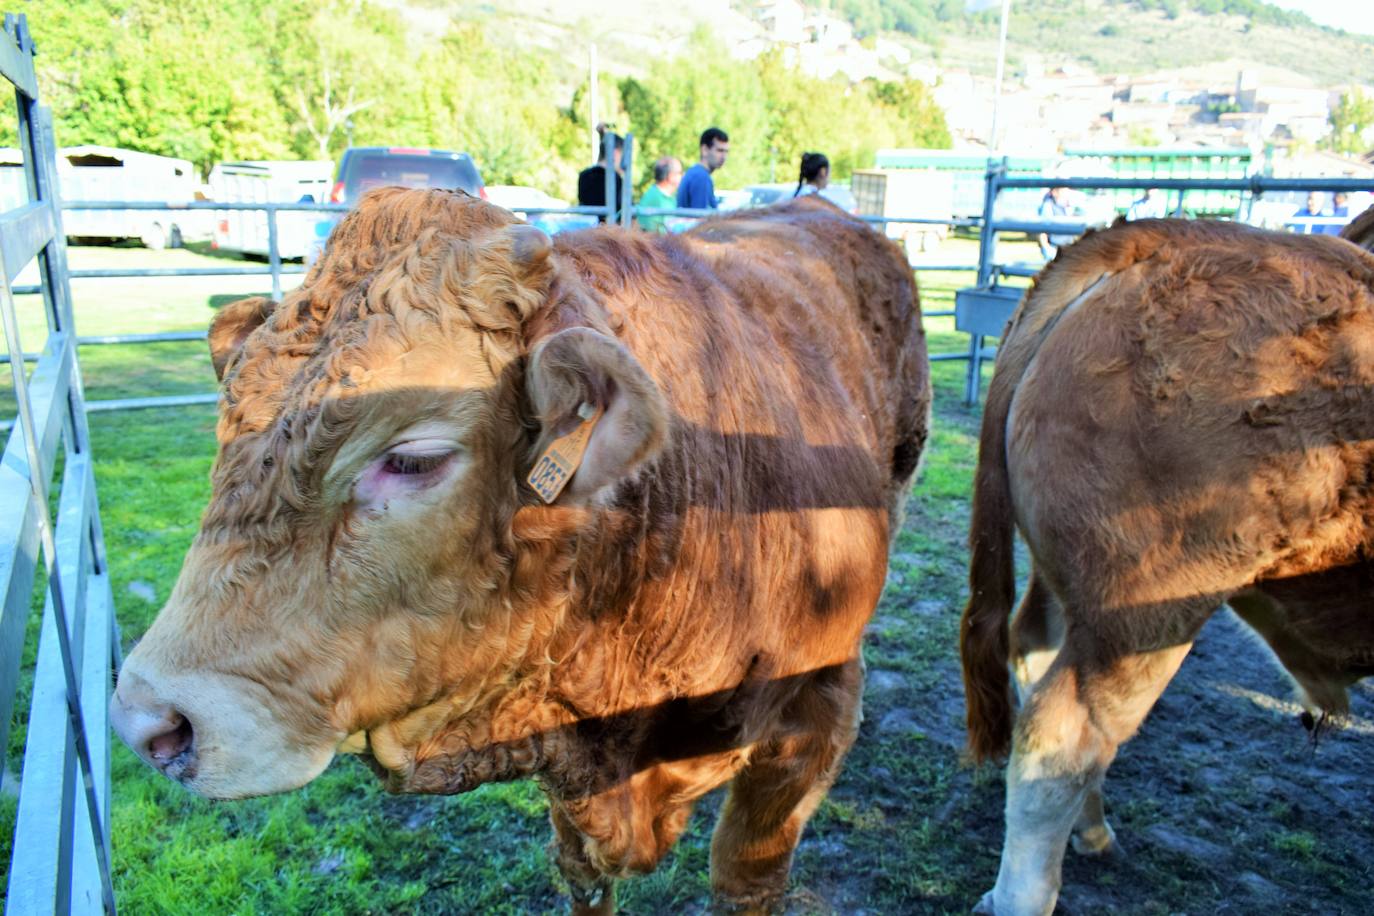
[269,1,415,161]
[620,28,772,187]
[624,36,950,190]
[1328,88,1374,155]
[23,0,290,170]
[11,0,950,194]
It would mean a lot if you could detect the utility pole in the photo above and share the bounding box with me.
[988,0,1012,153]
[589,44,599,163]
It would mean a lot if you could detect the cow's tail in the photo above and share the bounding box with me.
[959,329,1021,764]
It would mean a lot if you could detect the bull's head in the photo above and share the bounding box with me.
[110,188,667,798]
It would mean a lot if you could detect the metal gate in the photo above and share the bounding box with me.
[0,13,119,915]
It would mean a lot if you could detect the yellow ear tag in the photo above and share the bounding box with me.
[527,402,604,504]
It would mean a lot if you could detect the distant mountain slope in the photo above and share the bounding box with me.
[396,0,1371,89]
[823,0,1374,85]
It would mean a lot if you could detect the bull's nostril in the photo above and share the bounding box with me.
[148,712,194,763]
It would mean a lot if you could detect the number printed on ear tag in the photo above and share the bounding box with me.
[527,403,604,504]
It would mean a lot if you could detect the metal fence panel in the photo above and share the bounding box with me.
[71,564,114,915]
[0,13,35,100]
[0,333,73,766]
[0,200,55,284]
[0,12,118,914]
[9,451,94,913]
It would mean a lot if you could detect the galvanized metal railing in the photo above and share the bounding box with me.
[23,139,1374,415]
[16,128,981,417]
[0,13,119,915]
[954,162,1374,403]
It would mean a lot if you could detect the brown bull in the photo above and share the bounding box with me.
[111,188,930,913]
[961,211,1374,915]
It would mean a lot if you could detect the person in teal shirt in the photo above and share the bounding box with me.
[638,157,683,232]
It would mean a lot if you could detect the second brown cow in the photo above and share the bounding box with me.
[962,214,1374,915]
[110,189,930,913]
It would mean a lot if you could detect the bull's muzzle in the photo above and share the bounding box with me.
[110,670,199,782]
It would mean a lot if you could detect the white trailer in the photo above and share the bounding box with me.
[58,145,204,249]
[207,160,333,260]
[851,168,955,256]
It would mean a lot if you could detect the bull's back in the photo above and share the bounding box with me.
[552,203,928,667]
[679,198,929,485]
[1006,220,1374,587]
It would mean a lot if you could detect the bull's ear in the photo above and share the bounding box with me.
[526,327,668,503]
[208,296,276,381]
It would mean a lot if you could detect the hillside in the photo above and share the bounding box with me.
[921,0,1374,87]
[403,0,1374,90]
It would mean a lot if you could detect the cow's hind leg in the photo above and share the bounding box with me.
[1009,570,1063,703]
[978,627,1197,916]
[1008,573,1116,857]
[709,657,863,914]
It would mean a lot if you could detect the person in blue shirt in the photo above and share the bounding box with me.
[1126,187,1167,221]
[1321,191,1351,235]
[1036,186,1078,259]
[676,127,729,211]
[1288,191,1329,235]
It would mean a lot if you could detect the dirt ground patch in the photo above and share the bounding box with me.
[779,387,1374,915]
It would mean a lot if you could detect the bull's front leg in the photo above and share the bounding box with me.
[710,658,864,914]
[549,802,616,916]
[548,776,700,914]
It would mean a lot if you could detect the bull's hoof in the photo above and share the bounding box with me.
[710,891,784,915]
[1070,820,1120,858]
[972,890,998,914]
[569,879,615,916]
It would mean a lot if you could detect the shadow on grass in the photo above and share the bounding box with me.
[182,240,258,264]
[208,292,273,311]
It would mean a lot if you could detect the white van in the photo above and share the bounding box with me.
[58,145,203,249]
[208,160,333,260]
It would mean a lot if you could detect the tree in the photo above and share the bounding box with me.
[24,0,291,171]
[1328,88,1374,156]
[270,1,413,161]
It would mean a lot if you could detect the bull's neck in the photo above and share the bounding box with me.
[361,477,678,798]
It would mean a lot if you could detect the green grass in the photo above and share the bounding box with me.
[1,241,1006,913]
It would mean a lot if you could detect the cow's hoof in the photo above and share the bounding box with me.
[972,890,998,914]
[1071,821,1120,858]
[710,893,783,916]
[569,879,615,916]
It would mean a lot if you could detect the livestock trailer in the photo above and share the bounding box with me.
[872,149,1050,220]
[208,160,333,260]
[851,168,954,254]
[58,145,205,248]
[1059,146,1256,217]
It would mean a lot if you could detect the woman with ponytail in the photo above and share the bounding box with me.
[794,152,830,197]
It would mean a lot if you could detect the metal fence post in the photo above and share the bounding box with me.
[601,132,616,225]
[619,134,634,229]
[266,206,282,301]
[965,157,1005,405]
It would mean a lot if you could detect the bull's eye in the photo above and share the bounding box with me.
[382,452,448,476]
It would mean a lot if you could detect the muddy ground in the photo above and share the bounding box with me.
[770,392,1374,916]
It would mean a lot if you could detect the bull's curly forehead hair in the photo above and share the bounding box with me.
[217,188,556,443]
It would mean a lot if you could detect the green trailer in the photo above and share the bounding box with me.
[1060,146,1255,217]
